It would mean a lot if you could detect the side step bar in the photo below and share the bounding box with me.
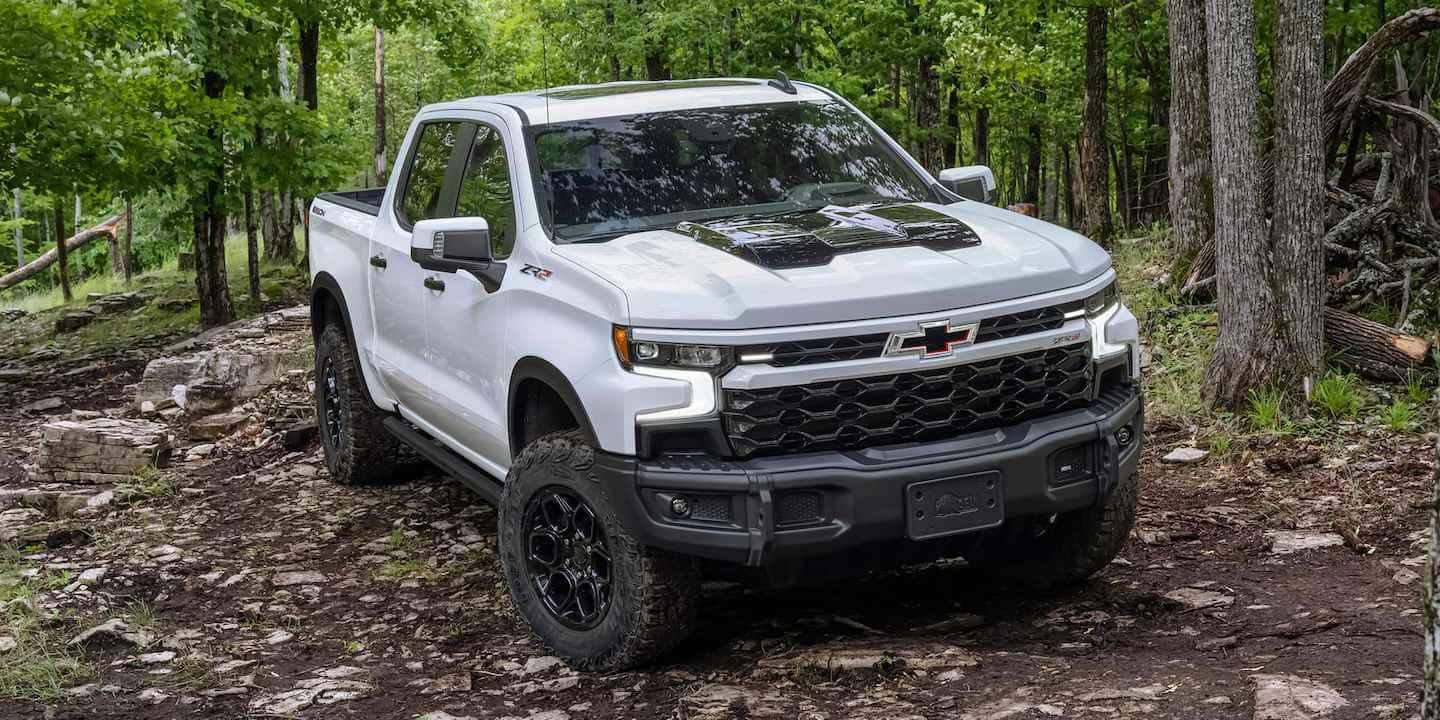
[382,417,503,505]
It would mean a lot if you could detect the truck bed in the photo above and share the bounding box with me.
[317,187,385,216]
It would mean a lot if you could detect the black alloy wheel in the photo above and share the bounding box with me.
[524,486,613,629]
[321,356,343,448]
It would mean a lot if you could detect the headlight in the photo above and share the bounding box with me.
[1068,281,1120,319]
[612,326,732,373]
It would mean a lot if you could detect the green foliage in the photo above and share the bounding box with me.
[1405,374,1433,406]
[1312,371,1362,420]
[1380,400,1415,433]
[1247,387,1291,434]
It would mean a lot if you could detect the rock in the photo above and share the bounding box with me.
[1164,586,1235,611]
[70,619,154,650]
[31,418,171,484]
[54,489,114,519]
[1196,635,1239,651]
[136,688,170,704]
[189,411,247,440]
[250,678,372,715]
[22,396,65,413]
[756,640,978,674]
[522,656,565,676]
[419,713,478,720]
[1162,447,1209,464]
[213,659,256,674]
[1252,674,1348,719]
[0,308,28,322]
[1078,685,1169,702]
[420,672,474,695]
[0,636,16,653]
[77,567,105,586]
[315,666,367,679]
[1393,568,1420,586]
[55,310,98,333]
[683,685,788,719]
[282,421,319,450]
[264,630,294,645]
[138,651,176,664]
[273,571,327,587]
[134,348,308,411]
[185,444,216,461]
[1266,531,1344,555]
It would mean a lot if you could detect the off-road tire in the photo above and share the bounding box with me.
[498,430,700,671]
[315,323,403,485]
[968,470,1139,590]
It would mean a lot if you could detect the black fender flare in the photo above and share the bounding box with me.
[310,273,381,408]
[507,357,601,457]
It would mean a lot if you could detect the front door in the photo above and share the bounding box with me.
[369,120,467,416]
[423,120,519,472]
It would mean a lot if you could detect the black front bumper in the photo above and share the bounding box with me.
[595,385,1142,572]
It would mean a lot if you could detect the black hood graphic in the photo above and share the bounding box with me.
[676,202,981,270]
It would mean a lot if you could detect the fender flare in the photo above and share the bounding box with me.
[507,356,601,457]
[310,273,381,408]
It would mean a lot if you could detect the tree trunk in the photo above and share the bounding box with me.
[121,198,133,283]
[1063,143,1078,226]
[244,186,260,302]
[11,189,22,267]
[974,105,990,167]
[195,69,234,328]
[298,19,319,112]
[0,215,119,292]
[1201,0,1280,410]
[1080,6,1113,243]
[1270,0,1328,393]
[1325,307,1434,381]
[1043,150,1061,222]
[944,80,962,167]
[373,25,388,184]
[52,197,72,303]
[916,57,943,171]
[606,3,621,81]
[1168,0,1215,260]
[1026,92,1044,205]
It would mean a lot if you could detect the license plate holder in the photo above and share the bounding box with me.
[906,471,1004,540]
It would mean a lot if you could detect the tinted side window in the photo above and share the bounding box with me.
[400,122,462,226]
[456,125,517,259]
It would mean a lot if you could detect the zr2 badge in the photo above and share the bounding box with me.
[520,264,553,281]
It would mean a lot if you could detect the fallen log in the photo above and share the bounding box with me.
[1325,306,1435,381]
[0,215,121,292]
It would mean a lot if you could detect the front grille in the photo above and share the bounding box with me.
[739,302,1078,367]
[723,342,1093,458]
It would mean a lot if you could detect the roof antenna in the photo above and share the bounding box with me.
[768,70,798,95]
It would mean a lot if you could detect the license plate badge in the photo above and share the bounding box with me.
[906,471,1004,540]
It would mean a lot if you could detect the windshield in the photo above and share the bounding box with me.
[531,101,938,241]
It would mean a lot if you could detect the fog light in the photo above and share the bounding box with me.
[670,496,691,517]
[1116,426,1134,447]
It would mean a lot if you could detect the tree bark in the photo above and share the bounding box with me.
[1168,0,1214,260]
[916,57,943,172]
[195,69,234,328]
[1043,150,1061,222]
[298,19,319,112]
[1201,0,1280,409]
[1269,0,1328,391]
[244,186,260,302]
[374,25,388,185]
[11,189,22,267]
[1080,6,1112,243]
[121,198,133,283]
[1325,307,1433,381]
[974,102,991,167]
[52,197,72,303]
[0,215,119,291]
[1026,94,1044,205]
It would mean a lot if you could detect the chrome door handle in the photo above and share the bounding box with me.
[423,276,446,292]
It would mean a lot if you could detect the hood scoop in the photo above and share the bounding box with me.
[676,202,981,270]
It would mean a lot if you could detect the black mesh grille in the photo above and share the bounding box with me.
[776,491,823,526]
[723,343,1093,458]
[740,303,1078,367]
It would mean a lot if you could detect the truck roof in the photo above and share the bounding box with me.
[423,78,834,125]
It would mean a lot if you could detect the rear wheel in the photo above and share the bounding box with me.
[315,323,403,485]
[966,471,1139,590]
[498,430,699,671]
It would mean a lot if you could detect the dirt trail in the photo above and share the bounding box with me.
[0,316,1429,720]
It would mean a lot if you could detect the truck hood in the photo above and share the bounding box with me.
[553,201,1111,329]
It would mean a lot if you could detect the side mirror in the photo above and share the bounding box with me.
[411,217,506,292]
[937,166,997,204]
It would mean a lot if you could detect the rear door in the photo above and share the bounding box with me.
[368,119,469,416]
[422,118,520,469]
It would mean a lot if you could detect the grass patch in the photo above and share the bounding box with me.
[122,466,178,501]
[1380,400,1416,433]
[1312,371,1363,420]
[0,550,93,701]
[1247,387,1292,434]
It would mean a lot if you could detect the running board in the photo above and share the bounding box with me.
[382,417,502,505]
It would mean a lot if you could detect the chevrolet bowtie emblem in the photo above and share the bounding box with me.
[885,319,980,359]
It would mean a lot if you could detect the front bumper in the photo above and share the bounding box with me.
[595,384,1142,572]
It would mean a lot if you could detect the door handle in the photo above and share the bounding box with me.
[369,255,387,269]
[423,276,446,292]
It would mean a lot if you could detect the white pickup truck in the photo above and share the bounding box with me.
[307,77,1143,671]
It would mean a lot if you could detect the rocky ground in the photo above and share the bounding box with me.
[0,297,1433,720]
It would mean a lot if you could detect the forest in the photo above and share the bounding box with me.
[2,0,1440,717]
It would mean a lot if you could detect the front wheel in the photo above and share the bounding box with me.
[966,471,1139,590]
[498,430,700,671]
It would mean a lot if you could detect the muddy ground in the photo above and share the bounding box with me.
[0,310,1432,720]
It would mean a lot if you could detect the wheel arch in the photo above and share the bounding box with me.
[508,357,601,458]
[310,272,381,408]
